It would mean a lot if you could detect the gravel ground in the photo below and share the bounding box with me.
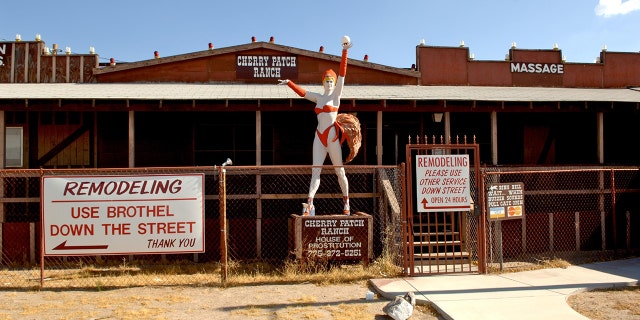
[0,282,442,320]
[1,282,637,319]
[567,285,640,320]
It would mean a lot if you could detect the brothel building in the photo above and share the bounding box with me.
[0,36,639,170]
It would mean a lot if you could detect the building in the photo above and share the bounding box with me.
[1,34,639,270]
[1,35,639,170]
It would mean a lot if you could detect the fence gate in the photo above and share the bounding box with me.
[404,136,486,275]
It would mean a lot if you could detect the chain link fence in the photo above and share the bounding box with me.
[2,164,638,288]
[0,165,404,289]
[222,166,402,264]
[482,167,640,272]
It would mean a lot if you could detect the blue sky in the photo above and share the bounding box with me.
[2,0,639,68]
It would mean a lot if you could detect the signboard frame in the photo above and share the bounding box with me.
[487,182,525,220]
[414,154,471,212]
[236,54,299,80]
[41,173,205,256]
[289,212,373,264]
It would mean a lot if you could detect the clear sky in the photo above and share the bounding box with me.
[2,0,639,68]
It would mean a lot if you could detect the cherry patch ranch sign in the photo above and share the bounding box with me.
[41,174,204,256]
[236,55,298,79]
[289,213,373,262]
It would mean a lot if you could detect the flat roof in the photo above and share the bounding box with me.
[1,83,640,103]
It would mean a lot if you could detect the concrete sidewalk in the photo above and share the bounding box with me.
[370,257,639,320]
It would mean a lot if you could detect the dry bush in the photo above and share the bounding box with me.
[226,253,403,287]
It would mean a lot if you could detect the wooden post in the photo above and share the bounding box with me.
[575,211,580,251]
[601,210,606,251]
[549,212,554,253]
[255,111,263,259]
[611,169,617,251]
[626,211,631,251]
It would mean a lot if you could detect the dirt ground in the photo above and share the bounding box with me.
[0,282,637,320]
[567,285,640,320]
[0,282,442,320]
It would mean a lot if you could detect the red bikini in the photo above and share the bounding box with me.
[315,105,344,147]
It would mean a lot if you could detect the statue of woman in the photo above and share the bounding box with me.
[279,36,360,216]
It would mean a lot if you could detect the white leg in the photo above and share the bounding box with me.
[327,130,349,214]
[309,136,327,199]
[307,136,326,216]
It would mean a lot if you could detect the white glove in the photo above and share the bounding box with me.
[277,79,289,85]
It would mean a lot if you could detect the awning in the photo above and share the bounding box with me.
[1,83,640,103]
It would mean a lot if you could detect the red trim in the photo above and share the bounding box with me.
[316,123,340,147]
[340,49,348,77]
[287,81,306,97]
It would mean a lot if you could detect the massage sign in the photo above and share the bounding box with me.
[41,174,204,256]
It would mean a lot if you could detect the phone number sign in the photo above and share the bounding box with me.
[41,174,204,256]
[415,155,471,212]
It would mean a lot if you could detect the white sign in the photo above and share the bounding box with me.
[0,43,6,66]
[510,62,564,74]
[487,182,525,220]
[42,174,204,256]
[415,155,471,212]
[236,55,298,79]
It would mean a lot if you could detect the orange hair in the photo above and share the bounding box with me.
[322,69,337,82]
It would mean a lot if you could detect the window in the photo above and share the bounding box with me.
[5,127,24,167]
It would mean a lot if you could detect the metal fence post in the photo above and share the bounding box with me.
[478,171,487,274]
[219,166,227,285]
[218,158,232,286]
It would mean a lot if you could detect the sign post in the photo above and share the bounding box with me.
[486,182,525,270]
